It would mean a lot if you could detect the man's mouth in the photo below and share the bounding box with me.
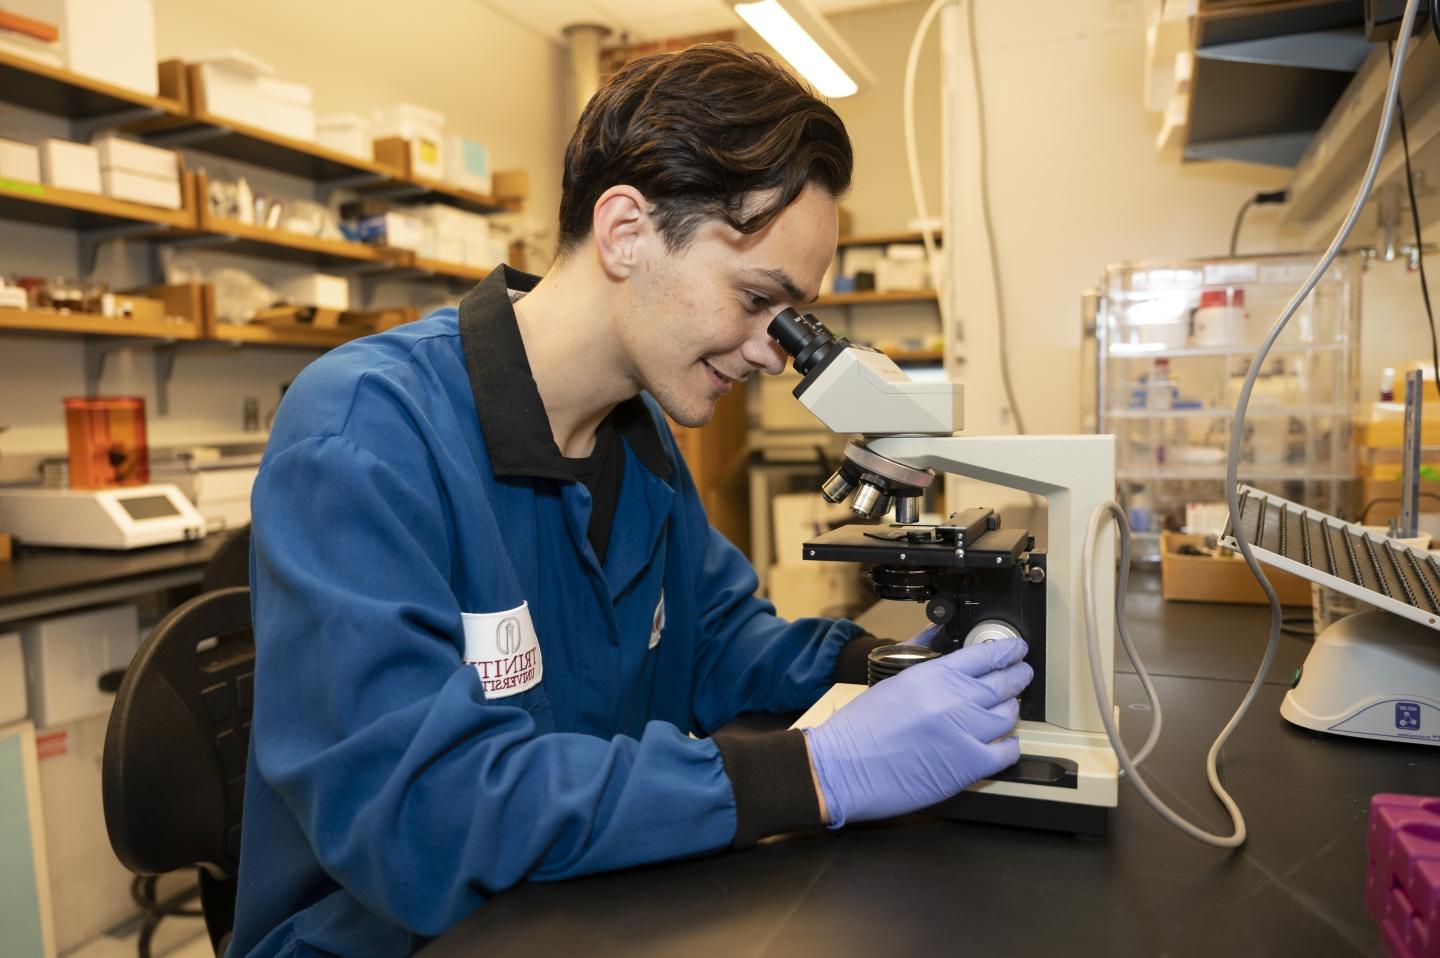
[702,360,741,390]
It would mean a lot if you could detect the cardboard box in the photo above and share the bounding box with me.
[39,138,100,193]
[766,562,866,620]
[1160,531,1313,606]
[0,137,41,183]
[373,104,444,179]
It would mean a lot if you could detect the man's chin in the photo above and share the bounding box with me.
[656,393,715,429]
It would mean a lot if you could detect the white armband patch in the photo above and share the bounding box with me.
[461,602,543,699]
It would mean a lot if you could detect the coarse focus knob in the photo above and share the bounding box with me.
[963,619,1023,648]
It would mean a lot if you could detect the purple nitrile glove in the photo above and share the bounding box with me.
[804,636,1032,828]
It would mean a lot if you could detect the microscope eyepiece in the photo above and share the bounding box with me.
[767,307,844,375]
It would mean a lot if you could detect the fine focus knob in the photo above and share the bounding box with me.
[963,619,1023,648]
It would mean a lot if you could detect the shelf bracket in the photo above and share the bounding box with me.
[143,122,233,148]
[152,344,180,416]
[356,183,426,203]
[82,336,168,396]
[317,171,390,202]
[72,105,164,142]
[153,233,240,253]
[80,224,169,276]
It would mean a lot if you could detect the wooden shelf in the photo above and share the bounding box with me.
[837,231,939,248]
[0,49,186,121]
[201,216,395,267]
[409,257,490,282]
[0,176,193,231]
[206,321,375,348]
[814,290,938,306]
[0,308,200,339]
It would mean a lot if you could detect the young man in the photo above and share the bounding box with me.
[233,43,1031,957]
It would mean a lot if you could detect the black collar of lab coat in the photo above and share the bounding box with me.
[458,264,673,483]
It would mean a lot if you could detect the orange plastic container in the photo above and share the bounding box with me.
[63,396,149,488]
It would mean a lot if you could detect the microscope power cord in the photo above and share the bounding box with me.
[1083,0,1425,849]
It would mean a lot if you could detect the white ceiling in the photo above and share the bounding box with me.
[476,0,913,44]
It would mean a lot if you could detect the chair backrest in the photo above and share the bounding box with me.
[103,586,254,954]
[202,526,251,593]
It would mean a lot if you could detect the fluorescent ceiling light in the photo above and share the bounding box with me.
[732,0,873,98]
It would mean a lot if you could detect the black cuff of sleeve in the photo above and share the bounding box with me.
[832,632,895,685]
[714,729,822,848]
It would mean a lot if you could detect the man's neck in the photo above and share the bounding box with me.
[512,256,638,458]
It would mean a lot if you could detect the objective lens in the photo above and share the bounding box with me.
[822,469,857,504]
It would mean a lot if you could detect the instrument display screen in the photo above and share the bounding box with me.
[118,494,180,521]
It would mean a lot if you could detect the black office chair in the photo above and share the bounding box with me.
[103,586,254,957]
[202,525,251,592]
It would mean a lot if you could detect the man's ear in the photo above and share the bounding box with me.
[592,185,651,279]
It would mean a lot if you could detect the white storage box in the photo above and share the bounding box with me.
[443,135,491,194]
[356,210,423,251]
[196,51,315,141]
[317,113,371,159]
[100,169,180,208]
[39,138,100,193]
[278,272,350,311]
[8,0,157,94]
[196,50,268,123]
[256,75,316,142]
[374,103,444,179]
[0,631,27,725]
[0,137,41,183]
[113,172,184,210]
[21,604,139,728]
[92,134,179,179]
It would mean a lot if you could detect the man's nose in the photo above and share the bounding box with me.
[741,335,789,376]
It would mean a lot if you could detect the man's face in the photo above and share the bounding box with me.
[617,182,839,428]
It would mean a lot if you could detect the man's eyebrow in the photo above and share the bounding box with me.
[742,266,816,305]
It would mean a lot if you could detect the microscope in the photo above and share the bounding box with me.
[773,308,1120,836]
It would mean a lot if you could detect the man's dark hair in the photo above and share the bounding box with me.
[557,42,854,256]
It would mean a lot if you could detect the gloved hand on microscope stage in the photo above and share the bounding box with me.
[803,637,1032,827]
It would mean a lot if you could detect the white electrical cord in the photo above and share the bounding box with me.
[1083,0,1424,848]
[904,0,1027,434]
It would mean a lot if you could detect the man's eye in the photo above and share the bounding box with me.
[744,292,769,312]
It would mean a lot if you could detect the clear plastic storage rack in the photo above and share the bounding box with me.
[1093,253,1360,559]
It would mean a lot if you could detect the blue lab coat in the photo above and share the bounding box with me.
[229,266,867,957]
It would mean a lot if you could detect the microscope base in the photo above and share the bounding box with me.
[927,790,1108,838]
[793,683,1119,836]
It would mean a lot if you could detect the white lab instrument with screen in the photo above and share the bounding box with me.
[0,484,206,549]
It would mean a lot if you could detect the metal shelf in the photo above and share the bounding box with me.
[0,49,186,123]
[1107,341,1347,358]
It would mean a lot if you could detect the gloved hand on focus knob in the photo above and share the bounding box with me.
[803,636,1032,827]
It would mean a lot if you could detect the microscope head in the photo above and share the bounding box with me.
[768,308,964,522]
